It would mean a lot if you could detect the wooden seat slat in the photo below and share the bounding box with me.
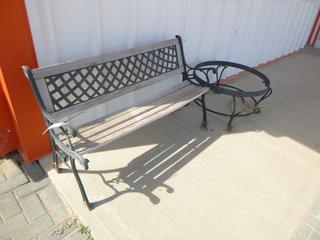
[66,83,208,154]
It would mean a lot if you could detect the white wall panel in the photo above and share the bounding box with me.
[25,0,320,67]
[24,0,320,126]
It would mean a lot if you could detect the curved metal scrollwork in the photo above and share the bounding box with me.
[45,118,89,171]
[186,61,272,130]
[45,118,91,209]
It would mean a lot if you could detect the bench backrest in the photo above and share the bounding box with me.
[23,36,186,119]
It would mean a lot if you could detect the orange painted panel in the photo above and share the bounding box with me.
[0,0,51,162]
[0,68,18,155]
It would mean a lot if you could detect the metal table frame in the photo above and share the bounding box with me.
[182,60,272,130]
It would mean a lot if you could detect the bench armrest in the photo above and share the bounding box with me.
[43,111,77,138]
[50,131,89,170]
[43,113,90,169]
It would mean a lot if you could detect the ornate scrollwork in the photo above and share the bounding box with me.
[189,61,272,130]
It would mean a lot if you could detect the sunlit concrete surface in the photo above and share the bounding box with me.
[41,47,320,240]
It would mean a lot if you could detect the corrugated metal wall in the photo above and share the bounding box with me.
[24,0,320,127]
[308,9,320,48]
[25,0,320,67]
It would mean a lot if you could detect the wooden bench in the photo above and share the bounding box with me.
[23,36,209,209]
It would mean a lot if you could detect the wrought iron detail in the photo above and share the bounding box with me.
[189,61,272,130]
[44,45,180,111]
[23,35,272,210]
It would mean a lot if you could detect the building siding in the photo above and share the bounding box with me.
[25,0,320,66]
[24,0,320,126]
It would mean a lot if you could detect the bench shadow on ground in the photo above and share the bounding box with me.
[43,49,320,211]
[62,119,219,208]
[60,86,278,207]
[58,87,314,209]
[59,50,320,208]
[59,85,320,209]
[67,84,319,207]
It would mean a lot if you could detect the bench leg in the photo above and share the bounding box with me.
[200,94,208,129]
[49,137,61,173]
[70,158,92,210]
[227,96,237,131]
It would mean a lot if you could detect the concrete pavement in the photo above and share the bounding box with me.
[40,47,320,240]
[0,154,91,240]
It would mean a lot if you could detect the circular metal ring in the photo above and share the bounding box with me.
[192,61,271,98]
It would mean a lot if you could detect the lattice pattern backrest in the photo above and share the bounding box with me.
[34,40,182,112]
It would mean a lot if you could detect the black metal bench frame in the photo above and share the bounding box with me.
[23,35,271,210]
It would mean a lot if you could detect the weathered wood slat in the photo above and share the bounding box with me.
[32,38,180,80]
[36,79,54,112]
[66,83,208,154]
[50,68,183,121]
[77,83,193,137]
[74,81,191,127]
